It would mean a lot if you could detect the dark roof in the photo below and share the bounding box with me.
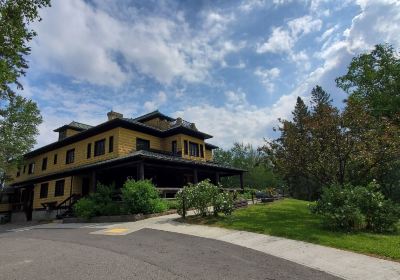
[54,121,93,132]
[25,111,212,158]
[133,110,175,122]
[205,143,219,150]
[12,150,245,187]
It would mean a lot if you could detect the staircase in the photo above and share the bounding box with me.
[55,194,81,219]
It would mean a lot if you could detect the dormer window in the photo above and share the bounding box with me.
[59,130,67,141]
[28,163,35,174]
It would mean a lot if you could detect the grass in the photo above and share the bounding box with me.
[184,199,400,261]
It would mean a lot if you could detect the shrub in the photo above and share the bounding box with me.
[176,179,234,217]
[312,182,400,232]
[121,179,165,214]
[165,199,179,210]
[213,192,234,216]
[73,197,97,219]
[73,183,120,219]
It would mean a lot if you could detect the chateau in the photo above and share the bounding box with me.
[1,110,244,221]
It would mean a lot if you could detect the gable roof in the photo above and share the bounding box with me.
[25,116,212,158]
[133,110,175,122]
[54,121,93,132]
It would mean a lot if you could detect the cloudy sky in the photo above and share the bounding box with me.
[22,0,400,149]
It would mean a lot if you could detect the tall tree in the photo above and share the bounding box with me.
[0,95,41,185]
[0,0,50,186]
[0,0,51,98]
[336,44,400,123]
[213,143,281,190]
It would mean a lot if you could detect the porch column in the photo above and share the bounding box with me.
[193,169,198,184]
[215,172,220,185]
[239,172,244,190]
[138,162,145,180]
[91,170,97,192]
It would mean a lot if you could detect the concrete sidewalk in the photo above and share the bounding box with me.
[92,212,400,280]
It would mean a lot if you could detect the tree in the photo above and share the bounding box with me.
[0,0,49,186]
[0,0,51,98]
[336,44,400,124]
[0,95,41,185]
[213,143,281,190]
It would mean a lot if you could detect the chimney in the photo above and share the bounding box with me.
[107,111,123,121]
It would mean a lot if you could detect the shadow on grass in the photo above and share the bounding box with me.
[184,199,400,261]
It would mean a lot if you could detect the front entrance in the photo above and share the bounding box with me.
[82,177,90,196]
[21,186,34,221]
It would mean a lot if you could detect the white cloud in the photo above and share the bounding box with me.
[225,90,247,104]
[257,27,293,54]
[257,15,322,54]
[32,1,242,86]
[144,91,168,111]
[254,67,280,92]
[174,90,298,148]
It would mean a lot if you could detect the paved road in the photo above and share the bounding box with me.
[0,225,341,280]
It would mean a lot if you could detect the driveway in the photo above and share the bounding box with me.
[0,223,340,280]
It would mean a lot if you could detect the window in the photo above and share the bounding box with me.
[53,154,58,164]
[28,163,35,174]
[16,169,21,177]
[87,143,92,159]
[54,180,65,197]
[189,142,199,157]
[42,157,48,171]
[184,140,188,155]
[66,149,75,164]
[109,136,114,153]
[59,130,67,141]
[136,138,150,151]
[94,139,105,156]
[40,183,48,198]
[200,144,204,158]
[23,165,26,173]
[172,140,177,154]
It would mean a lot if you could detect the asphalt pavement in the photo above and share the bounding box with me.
[0,225,341,280]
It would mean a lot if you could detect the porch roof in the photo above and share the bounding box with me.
[10,150,246,187]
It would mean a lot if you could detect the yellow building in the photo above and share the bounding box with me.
[5,110,244,222]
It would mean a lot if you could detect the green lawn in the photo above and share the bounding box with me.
[184,199,400,261]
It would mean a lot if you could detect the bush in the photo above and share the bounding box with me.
[73,197,97,219]
[176,179,234,217]
[312,182,400,232]
[73,183,120,219]
[121,179,165,214]
[165,199,179,210]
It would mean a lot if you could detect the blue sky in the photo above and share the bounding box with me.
[21,0,400,149]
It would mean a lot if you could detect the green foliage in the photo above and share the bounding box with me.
[0,0,49,185]
[0,0,51,96]
[336,44,400,123]
[121,179,165,214]
[186,199,400,260]
[176,179,234,217]
[263,45,400,201]
[73,197,97,220]
[213,143,282,189]
[165,199,179,210]
[73,183,120,219]
[0,95,42,184]
[312,182,400,232]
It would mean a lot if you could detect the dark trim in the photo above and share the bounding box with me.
[205,143,219,150]
[133,110,175,122]
[11,151,246,187]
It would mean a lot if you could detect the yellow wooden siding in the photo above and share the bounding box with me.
[0,203,11,212]
[65,129,80,138]
[205,149,213,161]
[118,127,162,155]
[178,134,207,162]
[33,177,70,210]
[11,128,119,184]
